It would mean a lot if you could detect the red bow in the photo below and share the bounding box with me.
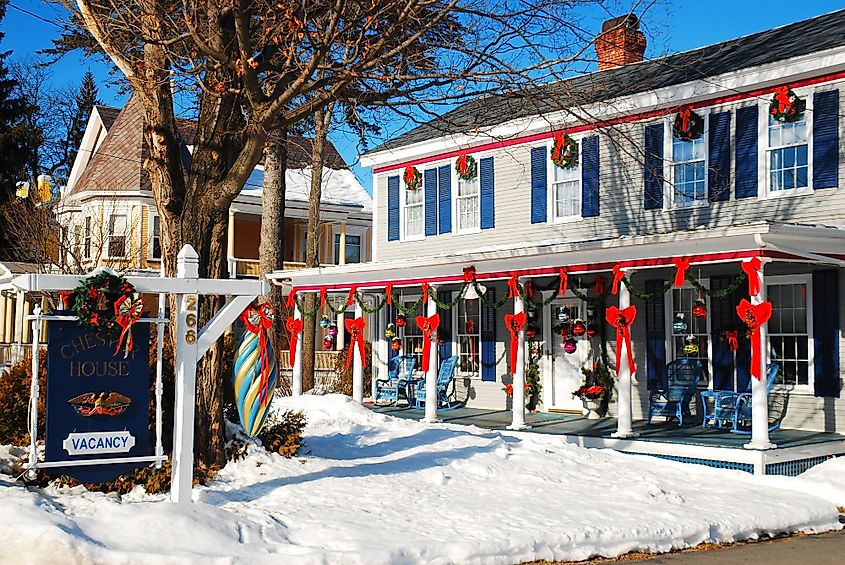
[736,299,772,380]
[403,166,416,184]
[319,288,327,308]
[504,312,526,375]
[774,86,792,113]
[286,316,303,368]
[385,283,393,305]
[421,282,430,305]
[741,257,762,297]
[347,285,358,306]
[594,276,606,297]
[286,288,297,310]
[678,108,691,132]
[673,257,691,287]
[551,133,565,161]
[507,274,520,299]
[611,265,625,295]
[415,313,440,373]
[344,317,367,370]
[524,281,534,300]
[240,303,276,403]
[113,294,143,358]
[558,269,568,296]
[59,290,74,310]
[605,305,637,376]
[725,330,739,352]
[457,154,469,177]
[463,266,476,283]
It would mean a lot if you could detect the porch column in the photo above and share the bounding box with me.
[373,295,387,399]
[508,281,529,430]
[335,306,345,351]
[291,301,303,396]
[745,259,775,450]
[612,270,637,439]
[4,292,13,344]
[422,291,440,423]
[352,299,364,403]
[0,292,7,343]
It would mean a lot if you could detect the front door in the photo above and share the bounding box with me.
[545,299,591,411]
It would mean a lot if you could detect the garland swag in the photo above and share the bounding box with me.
[672,109,704,141]
[403,166,422,190]
[70,271,137,332]
[455,154,477,180]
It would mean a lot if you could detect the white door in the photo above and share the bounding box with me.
[546,299,591,411]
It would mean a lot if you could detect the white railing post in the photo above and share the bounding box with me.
[422,292,440,423]
[612,270,637,439]
[373,295,386,399]
[170,245,200,505]
[746,259,775,450]
[509,282,529,430]
[352,299,364,403]
[27,306,42,479]
[291,301,303,396]
[155,264,166,468]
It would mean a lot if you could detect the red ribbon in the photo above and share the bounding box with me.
[319,288,327,307]
[524,281,534,300]
[347,285,358,306]
[344,317,367,370]
[679,108,691,133]
[403,166,416,185]
[240,303,276,404]
[385,283,393,305]
[741,257,762,297]
[507,274,519,299]
[504,312,526,375]
[552,132,565,161]
[605,305,637,376]
[611,265,624,295]
[286,316,303,368]
[673,257,691,287]
[457,154,469,177]
[286,288,297,310]
[415,313,440,373]
[774,86,792,114]
[594,276,606,297]
[113,294,143,358]
[736,299,772,380]
[421,282,430,305]
[725,330,739,352]
[463,265,476,283]
[558,269,568,296]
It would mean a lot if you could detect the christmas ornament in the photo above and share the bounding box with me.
[71,271,136,333]
[319,315,330,328]
[557,307,571,323]
[328,324,339,337]
[391,338,402,352]
[673,313,688,334]
[606,305,637,375]
[692,298,707,318]
[736,299,773,380]
[683,335,699,356]
[572,320,586,336]
[563,338,577,354]
[769,86,806,123]
[384,323,396,340]
[323,337,334,350]
[345,318,366,369]
[403,166,422,190]
[551,132,578,169]
[455,154,477,180]
[672,108,704,141]
[525,326,537,341]
[233,303,278,437]
[396,313,407,328]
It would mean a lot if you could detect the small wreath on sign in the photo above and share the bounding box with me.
[71,271,136,331]
[551,133,578,169]
[455,154,477,181]
[769,86,806,123]
[672,109,704,141]
[403,166,422,191]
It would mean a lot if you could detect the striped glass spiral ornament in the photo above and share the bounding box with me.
[233,306,278,437]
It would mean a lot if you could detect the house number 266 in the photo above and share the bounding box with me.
[184,294,197,345]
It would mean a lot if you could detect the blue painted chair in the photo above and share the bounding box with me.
[730,363,780,434]
[648,359,703,425]
[702,363,779,431]
[413,356,461,410]
[374,355,416,405]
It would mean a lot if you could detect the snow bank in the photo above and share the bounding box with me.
[757,456,845,508]
[0,394,840,564]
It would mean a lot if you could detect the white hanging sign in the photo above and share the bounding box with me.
[62,431,136,455]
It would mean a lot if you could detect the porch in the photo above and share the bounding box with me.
[369,404,845,476]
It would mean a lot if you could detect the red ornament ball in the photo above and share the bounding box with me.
[586,324,598,338]
[692,300,707,318]
[572,320,586,336]
[323,337,334,350]
[396,314,407,328]
[563,338,577,354]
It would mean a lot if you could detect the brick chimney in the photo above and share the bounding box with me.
[595,15,646,70]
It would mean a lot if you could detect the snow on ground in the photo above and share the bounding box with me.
[757,456,845,509]
[0,394,842,565]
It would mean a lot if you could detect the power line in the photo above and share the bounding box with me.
[7,3,70,32]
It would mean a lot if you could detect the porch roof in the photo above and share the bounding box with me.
[267,222,845,292]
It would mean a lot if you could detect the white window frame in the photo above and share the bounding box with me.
[452,293,481,378]
[106,213,129,259]
[758,88,814,200]
[545,134,583,223]
[663,280,713,387]
[148,212,162,261]
[400,168,430,242]
[333,232,363,265]
[664,113,710,209]
[398,294,425,373]
[766,274,814,392]
[82,216,92,260]
[453,161,481,235]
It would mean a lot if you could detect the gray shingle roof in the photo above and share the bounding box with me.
[369,9,845,154]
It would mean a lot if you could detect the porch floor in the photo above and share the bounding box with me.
[367,404,843,450]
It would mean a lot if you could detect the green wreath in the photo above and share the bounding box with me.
[672,109,704,141]
[455,154,477,181]
[403,166,422,191]
[769,87,806,123]
[71,271,136,331]
[551,133,578,169]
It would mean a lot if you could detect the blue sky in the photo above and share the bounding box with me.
[2,0,843,193]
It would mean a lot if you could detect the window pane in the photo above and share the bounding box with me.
[554,180,580,218]
[457,298,480,375]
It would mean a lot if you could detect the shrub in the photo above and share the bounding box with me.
[0,354,46,445]
[257,410,306,458]
[330,340,372,396]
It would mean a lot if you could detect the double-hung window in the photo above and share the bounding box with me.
[767,278,811,387]
[83,217,92,259]
[403,185,424,238]
[768,112,809,192]
[456,174,479,232]
[108,214,128,258]
[333,234,361,264]
[455,298,480,375]
[551,152,581,220]
[671,135,707,208]
[667,285,710,382]
[399,297,425,370]
[150,214,162,260]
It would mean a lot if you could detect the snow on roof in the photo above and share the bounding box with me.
[241,165,372,213]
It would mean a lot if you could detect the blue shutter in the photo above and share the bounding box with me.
[645,279,666,390]
[480,156,495,229]
[387,175,400,241]
[530,146,547,223]
[813,269,840,397]
[581,135,600,218]
[734,106,758,199]
[813,90,839,189]
[480,288,497,382]
[438,165,451,234]
[643,124,664,210]
[710,276,735,390]
[708,111,731,202]
[437,290,453,361]
[424,168,437,236]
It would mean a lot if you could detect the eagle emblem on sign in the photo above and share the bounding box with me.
[68,392,132,417]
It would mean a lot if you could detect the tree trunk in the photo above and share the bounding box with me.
[259,129,287,362]
[301,105,333,392]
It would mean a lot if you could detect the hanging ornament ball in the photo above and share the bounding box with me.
[384,323,397,340]
[525,327,537,341]
[563,338,577,354]
[391,338,402,352]
[319,315,330,329]
[683,335,699,356]
[328,324,339,337]
[572,320,586,336]
[586,323,598,338]
[396,314,407,328]
[692,299,707,318]
[673,313,688,334]
[323,337,334,350]
[558,307,571,323]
